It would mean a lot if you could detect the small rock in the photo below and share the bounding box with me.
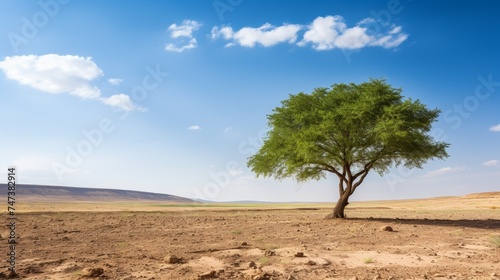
[294,252,305,257]
[265,250,276,256]
[249,261,257,268]
[287,275,297,280]
[373,274,382,280]
[350,277,358,280]
[198,270,217,279]
[81,267,104,277]
[164,255,182,264]
[306,260,316,265]
[241,241,248,246]
[380,226,393,232]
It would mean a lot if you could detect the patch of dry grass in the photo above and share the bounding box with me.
[489,235,500,247]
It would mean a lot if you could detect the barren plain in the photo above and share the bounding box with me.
[2,192,500,279]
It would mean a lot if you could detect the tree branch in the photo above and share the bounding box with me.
[310,161,346,182]
[352,147,386,181]
[352,168,371,194]
[315,143,342,163]
[352,161,372,180]
[338,177,345,196]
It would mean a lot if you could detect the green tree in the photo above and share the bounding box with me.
[247,79,449,218]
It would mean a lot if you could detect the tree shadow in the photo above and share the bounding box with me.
[347,217,500,230]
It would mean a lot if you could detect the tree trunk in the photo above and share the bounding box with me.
[326,192,350,219]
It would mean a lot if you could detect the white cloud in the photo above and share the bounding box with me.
[424,166,466,178]
[165,20,201,52]
[297,15,345,50]
[0,54,103,98]
[101,94,145,112]
[299,15,408,50]
[108,78,123,85]
[371,32,408,48]
[490,124,500,132]
[483,160,499,167]
[334,26,373,49]
[168,19,201,39]
[165,38,198,52]
[211,23,302,47]
[188,125,201,130]
[389,26,402,34]
[0,54,144,111]
[224,127,233,133]
[70,86,101,99]
[211,26,234,40]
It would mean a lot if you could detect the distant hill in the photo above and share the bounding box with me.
[0,184,195,203]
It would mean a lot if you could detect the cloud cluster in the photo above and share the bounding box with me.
[166,16,407,53]
[210,15,408,50]
[165,20,202,52]
[0,54,143,111]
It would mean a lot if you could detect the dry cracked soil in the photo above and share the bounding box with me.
[2,203,500,280]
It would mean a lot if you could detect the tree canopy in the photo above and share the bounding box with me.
[247,79,449,218]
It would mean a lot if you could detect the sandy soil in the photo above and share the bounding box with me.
[2,203,499,280]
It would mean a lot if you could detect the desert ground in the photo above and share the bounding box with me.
[2,193,500,280]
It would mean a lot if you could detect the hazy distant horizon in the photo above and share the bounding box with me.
[6,182,497,204]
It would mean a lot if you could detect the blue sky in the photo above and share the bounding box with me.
[0,0,499,202]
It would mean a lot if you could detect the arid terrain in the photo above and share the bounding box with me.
[2,190,500,279]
